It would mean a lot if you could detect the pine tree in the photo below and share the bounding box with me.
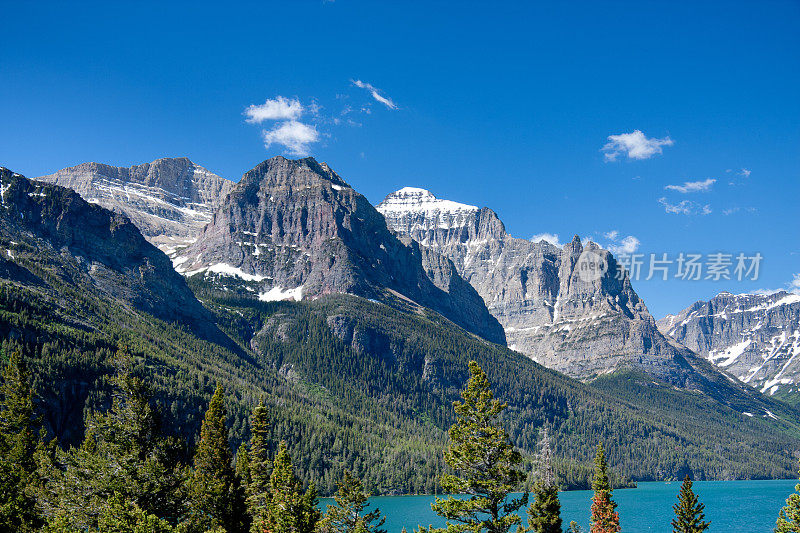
[428,360,528,533]
[318,470,386,533]
[589,443,620,533]
[0,349,43,531]
[522,427,561,533]
[776,459,800,533]
[186,384,247,533]
[36,351,185,530]
[671,475,709,533]
[261,441,320,533]
[246,401,272,531]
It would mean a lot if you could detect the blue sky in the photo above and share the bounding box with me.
[2,1,798,317]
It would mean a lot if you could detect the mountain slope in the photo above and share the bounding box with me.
[173,157,506,344]
[3,165,800,494]
[659,291,800,400]
[37,157,233,253]
[0,167,217,332]
[377,187,693,381]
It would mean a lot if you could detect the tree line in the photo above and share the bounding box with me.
[3,348,800,532]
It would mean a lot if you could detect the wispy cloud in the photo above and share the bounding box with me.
[658,197,712,216]
[531,233,562,247]
[602,130,674,162]
[262,121,319,157]
[602,230,640,255]
[665,178,716,193]
[739,168,751,178]
[352,79,398,110]
[244,96,303,123]
[792,273,800,293]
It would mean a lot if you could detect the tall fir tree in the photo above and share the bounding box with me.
[186,384,247,533]
[246,401,272,531]
[428,361,527,533]
[36,351,185,530]
[522,427,561,533]
[261,441,320,533]
[0,349,43,531]
[589,443,620,533]
[776,459,800,533]
[671,475,709,533]
[318,470,386,533]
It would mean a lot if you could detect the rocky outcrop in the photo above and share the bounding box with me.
[173,157,506,344]
[659,291,800,396]
[0,167,218,335]
[37,158,233,253]
[378,187,688,379]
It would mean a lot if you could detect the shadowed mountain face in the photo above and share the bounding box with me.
[377,187,693,380]
[660,291,800,399]
[0,167,221,340]
[37,157,233,254]
[172,157,506,344]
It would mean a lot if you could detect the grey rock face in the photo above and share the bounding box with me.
[0,167,216,331]
[377,187,687,379]
[173,157,506,344]
[37,158,233,253]
[659,291,800,396]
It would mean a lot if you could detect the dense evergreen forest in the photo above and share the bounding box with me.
[3,250,800,503]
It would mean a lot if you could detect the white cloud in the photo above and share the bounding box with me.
[791,273,800,291]
[739,168,751,178]
[658,197,712,216]
[262,121,320,157]
[244,96,303,123]
[352,79,398,110]
[602,230,640,255]
[602,130,674,162]
[531,233,562,247]
[665,178,716,193]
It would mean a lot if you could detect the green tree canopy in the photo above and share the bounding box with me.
[319,470,386,533]
[522,427,561,533]
[428,360,527,533]
[776,459,800,533]
[671,475,709,533]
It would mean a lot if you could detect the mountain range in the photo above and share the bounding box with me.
[659,291,800,403]
[2,156,799,491]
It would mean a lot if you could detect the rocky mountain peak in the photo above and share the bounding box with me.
[378,188,688,380]
[173,157,506,344]
[0,169,219,337]
[659,290,800,397]
[36,157,233,253]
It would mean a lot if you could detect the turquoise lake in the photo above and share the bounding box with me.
[322,480,797,532]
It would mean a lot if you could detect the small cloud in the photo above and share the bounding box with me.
[665,178,716,193]
[352,79,398,110]
[602,130,674,162]
[531,233,562,247]
[262,121,320,157]
[739,168,751,178]
[244,96,303,123]
[601,230,640,255]
[791,273,800,292]
[722,206,757,216]
[658,197,712,216]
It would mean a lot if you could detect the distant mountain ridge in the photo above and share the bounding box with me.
[37,157,233,253]
[659,291,800,399]
[377,187,695,381]
[173,157,506,344]
[0,167,221,339]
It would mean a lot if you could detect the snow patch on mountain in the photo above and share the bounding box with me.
[258,286,304,302]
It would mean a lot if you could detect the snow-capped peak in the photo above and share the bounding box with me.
[377,187,478,214]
